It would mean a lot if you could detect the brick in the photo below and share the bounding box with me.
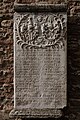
[1,20,13,27]
[0,0,80,120]
[3,0,14,3]
[0,59,2,64]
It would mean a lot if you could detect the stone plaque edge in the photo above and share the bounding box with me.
[9,3,67,119]
[14,3,67,12]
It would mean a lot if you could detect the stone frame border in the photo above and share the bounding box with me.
[14,3,67,12]
[9,3,67,119]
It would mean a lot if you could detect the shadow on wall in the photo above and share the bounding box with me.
[67,16,80,112]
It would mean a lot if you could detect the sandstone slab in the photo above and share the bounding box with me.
[10,4,67,118]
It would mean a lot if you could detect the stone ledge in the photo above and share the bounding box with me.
[15,0,66,4]
[14,4,67,12]
[9,109,62,118]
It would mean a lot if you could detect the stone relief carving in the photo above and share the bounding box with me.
[15,13,66,49]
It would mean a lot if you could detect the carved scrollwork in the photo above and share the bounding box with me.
[16,13,66,49]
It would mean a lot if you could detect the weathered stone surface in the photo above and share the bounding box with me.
[0,0,14,119]
[1,20,13,27]
[10,4,67,118]
[15,0,67,4]
[14,4,67,12]
[0,0,80,120]
[3,0,14,3]
[10,109,62,118]
[68,1,80,16]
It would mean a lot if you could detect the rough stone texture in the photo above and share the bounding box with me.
[0,0,14,120]
[14,4,67,12]
[0,0,80,120]
[68,1,80,16]
[67,1,80,120]
[15,0,67,4]
[10,10,67,118]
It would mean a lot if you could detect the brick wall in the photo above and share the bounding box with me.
[0,0,80,120]
[0,0,14,120]
[67,1,80,120]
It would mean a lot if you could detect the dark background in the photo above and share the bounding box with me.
[0,0,80,120]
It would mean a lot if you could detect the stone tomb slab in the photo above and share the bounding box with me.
[10,4,67,118]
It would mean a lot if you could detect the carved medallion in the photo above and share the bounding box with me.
[16,13,66,49]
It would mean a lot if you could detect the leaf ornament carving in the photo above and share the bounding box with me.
[16,13,66,49]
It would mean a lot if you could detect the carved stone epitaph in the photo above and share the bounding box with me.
[10,4,67,118]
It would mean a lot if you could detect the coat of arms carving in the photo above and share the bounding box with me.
[16,13,66,49]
